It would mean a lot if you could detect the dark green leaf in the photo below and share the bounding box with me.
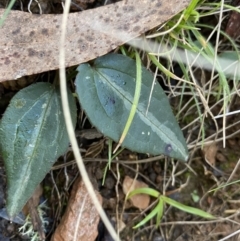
[75,54,188,161]
[0,83,77,218]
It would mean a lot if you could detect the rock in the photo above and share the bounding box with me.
[51,178,102,241]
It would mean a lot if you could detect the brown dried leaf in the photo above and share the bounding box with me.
[51,178,102,241]
[122,176,150,210]
[203,143,218,166]
[0,0,190,82]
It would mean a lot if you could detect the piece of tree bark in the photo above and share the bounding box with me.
[0,0,190,82]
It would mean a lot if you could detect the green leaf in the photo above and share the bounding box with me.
[133,204,159,229]
[0,82,77,218]
[156,198,164,226]
[128,187,160,199]
[162,196,215,219]
[75,54,188,161]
